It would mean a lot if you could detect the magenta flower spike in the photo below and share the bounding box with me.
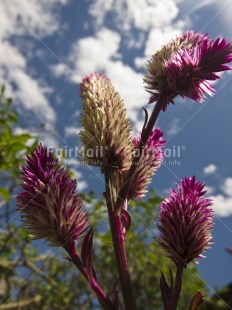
[156,176,214,264]
[128,128,165,199]
[144,31,232,110]
[16,144,89,247]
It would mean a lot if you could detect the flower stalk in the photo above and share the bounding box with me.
[160,262,185,310]
[64,240,116,310]
[104,167,137,310]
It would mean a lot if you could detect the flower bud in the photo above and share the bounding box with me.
[156,176,214,264]
[128,128,165,199]
[16,144,89,247]
[79,73,133,171]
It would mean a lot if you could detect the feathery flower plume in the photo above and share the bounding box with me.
[144,31,232,110]
[16,144,89,247]
[127,128,165,199]
[156,176,214,264]
[79,73,133,171]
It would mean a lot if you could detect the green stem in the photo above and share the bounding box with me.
[105,167,137,310]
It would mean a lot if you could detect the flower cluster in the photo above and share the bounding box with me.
[156,176,214,264]
[16,144,89,247]
[79,73,133,171]
[15,29,231,310]
[144,31,232,110]
[127,128,165,199]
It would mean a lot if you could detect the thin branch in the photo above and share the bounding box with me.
[23,259,59,289]
[0,295,42,310]
[20,247,59,288]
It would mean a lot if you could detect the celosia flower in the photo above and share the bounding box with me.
[79,73,133,171]
[127,128,165,199]
[16,144,89,247]
[144,31,232,110]
[156,176,214,264]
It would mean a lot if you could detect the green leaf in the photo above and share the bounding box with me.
[0,187,10,202]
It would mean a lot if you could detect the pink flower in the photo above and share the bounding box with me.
[144,31,232,110]
[156,176,214,264]
[127,128,165,199]
[16,144,89,247]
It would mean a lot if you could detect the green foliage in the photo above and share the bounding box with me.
[0,85,37,225]
[0,85,37,182]
[201,283,232,309]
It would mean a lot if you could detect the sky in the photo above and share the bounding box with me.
[1,0,232,299]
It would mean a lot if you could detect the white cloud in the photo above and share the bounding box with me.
[203,164,217,175]
[89,0,180,32]
[0,0,69,124]
[209,177,232,217]
[88,0,190,52]
[69,28,121,82]
[0,0,69,39]
[211,194,232,217]
[88,0,114,28]
[73,170,88,191]
[104,61,149,127]
[13,70,55,122]
[222,178,232,196]
[52,28,149,132]
[134,57,147,69]
[166,118,181,137]
[52,28,122,81]
[126,33,146,49]
[65,126,80,138]
[52,63,73,79]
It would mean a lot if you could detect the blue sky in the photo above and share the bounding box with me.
[1,0,232,296]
